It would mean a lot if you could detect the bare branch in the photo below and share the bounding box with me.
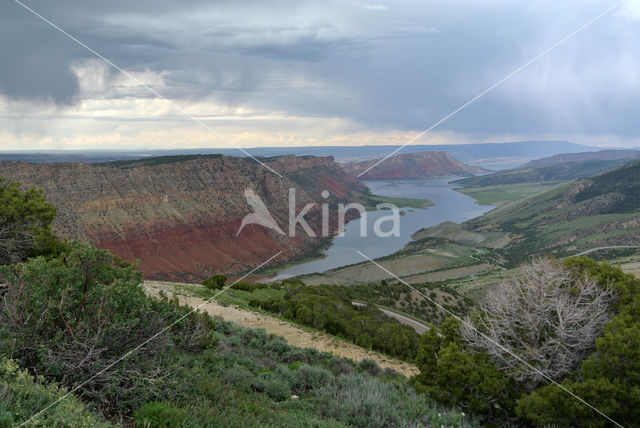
[461,258,617,385]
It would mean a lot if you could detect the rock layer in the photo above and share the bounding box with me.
[0,155,370,281]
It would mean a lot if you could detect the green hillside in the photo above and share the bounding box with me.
[574,159,640,212]
[359,159,640,287]
[455,181,559,205]
[460,160,640,263]
[453,157,638,187]
[298,160,640,296]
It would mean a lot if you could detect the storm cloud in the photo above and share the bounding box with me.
[1,0,639,149]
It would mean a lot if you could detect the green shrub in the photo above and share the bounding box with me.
[0,242,212,419]
[249,372,291,402]
[263,334,289,355]
[265,377,291,401]
[413,319,519,423]
[292,365,334,394]
[325,357,356,377]
[0,178,65,265]
[516,263,640,426]
[415,258,640,426]
[203,274,227,290]
[221,364,252,388]
[134,401,189,427]
[0,358,111,427]
[357,359,380,376]
[314,373,468,428]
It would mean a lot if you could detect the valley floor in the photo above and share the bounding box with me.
[144,281,419,377]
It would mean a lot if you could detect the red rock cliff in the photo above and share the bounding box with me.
[0,155,371,282]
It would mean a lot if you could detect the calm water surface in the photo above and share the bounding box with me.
[273,178,494,279]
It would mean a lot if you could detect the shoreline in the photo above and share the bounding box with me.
[260,192,434,281]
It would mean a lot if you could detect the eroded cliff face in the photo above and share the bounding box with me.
[340,151,490,179]
[0,155,370,281]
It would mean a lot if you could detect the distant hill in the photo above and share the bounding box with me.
[460,159,640,262]
[453,150,640,187]
[340,151,491,179]
[521,149,640,168]
[572,159,640,212]
[0,140,605,168]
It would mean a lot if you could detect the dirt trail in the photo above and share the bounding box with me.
[144,281,419,377]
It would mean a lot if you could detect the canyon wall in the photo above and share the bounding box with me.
[0,155,371,282]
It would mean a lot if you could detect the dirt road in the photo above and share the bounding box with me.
[576,246,639,256]
[377,307,430,334]
[144,281,419,377]
[352,300,430,334]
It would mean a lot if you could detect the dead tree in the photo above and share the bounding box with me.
[461,258,617,385]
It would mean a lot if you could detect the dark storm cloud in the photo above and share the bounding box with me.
[1,0,640,139]
[0,1,189,103]
[0,4,80,103]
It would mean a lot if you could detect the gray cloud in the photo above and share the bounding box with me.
[1,0,640,142]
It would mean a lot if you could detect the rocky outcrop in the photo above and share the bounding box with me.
[340,151,490,179]
[0,155,371,282]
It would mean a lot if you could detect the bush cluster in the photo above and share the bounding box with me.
[231,281,280,292]
[203,273,226,290]
[0,357,112,427]
[252,282,420,360]
[0,178,66,265]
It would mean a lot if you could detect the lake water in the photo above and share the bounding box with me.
[273,178,495,279]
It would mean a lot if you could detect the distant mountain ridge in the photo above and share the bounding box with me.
[340,151,491,179]
[454,150,640,188]
[521,149,640,168]
[0,140,607,168]
[0,154,372,282]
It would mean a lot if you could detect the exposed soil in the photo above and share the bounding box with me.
[304,254,455,285]
[144,281,419,377]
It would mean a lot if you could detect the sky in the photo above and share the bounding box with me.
[1,0,640,151]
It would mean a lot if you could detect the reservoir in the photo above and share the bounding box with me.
[274,178,495,279]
